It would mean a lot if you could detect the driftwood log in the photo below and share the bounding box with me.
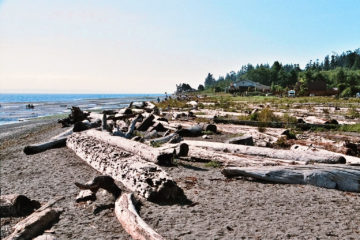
[76,129,174,165]
[113,114,142,139]
[222,165,360,192]
[23,128,73,155]
[137,114,155,131]
[4,208,61,240]
[67,132,184,202]
[0,195,41,218]
[149,133,182,146]
[184,140,346,164]
[115,193,165,240]
[291,144,360,165]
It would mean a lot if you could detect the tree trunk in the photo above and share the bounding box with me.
[23,128,73,155]
[137,114,155,131]
[184,140,346,164]
[66,132,184,202]
[115,193,165,240]
[221,165,360,192]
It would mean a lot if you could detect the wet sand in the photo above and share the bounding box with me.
[1,120,360,239]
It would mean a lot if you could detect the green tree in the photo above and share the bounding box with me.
[204,73,216,88]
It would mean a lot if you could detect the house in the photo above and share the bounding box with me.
[227,79,270,93]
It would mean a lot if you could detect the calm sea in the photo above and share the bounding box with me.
[0,93,164,125]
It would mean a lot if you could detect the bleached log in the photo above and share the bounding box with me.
[77,129,173,165]
[291,144,360,165]
[222,165,360,192]
[115,193,165,240]
[186,146,302,166]
[23,128,73,155]
[144,130,159,140]
[0,195,41,218]
[184,140,346,164]
[66,133,183,201]
[5,208,61,240]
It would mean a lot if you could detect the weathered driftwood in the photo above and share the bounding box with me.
[176,125,203,137]
[23,128,73,155]
[186,146,302,166]
[78,129,174,165]
[144,130,159,140]
[75,175,122,199]
[5,207,61,240]
[58,106,90,127]
[73,119,102,132]
[198,123,217,133]
[213,118,340,130]
[184,140,346,164]
[291,144,360,165]
[225,135,254,146]
[76,190,96,203]
[137,114,155,131]
[113,115,142,139]
[115,193,165,240]
[158,143,189,157]
[149,133,182,146]
[222,165,360,192]
[0,195,41,218]
[67,133,183,201]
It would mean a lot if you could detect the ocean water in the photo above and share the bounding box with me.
[0,93,164,125]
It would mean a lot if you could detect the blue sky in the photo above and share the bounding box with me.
[0,0,359,93]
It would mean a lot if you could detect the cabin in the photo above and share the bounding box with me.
[227,79,270,93]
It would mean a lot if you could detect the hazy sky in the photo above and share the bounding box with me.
[0,0,359,93]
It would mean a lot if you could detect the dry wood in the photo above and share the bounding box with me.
[137,114,155,131]
[4,208,61,240]
[115,193,165,240]
[186,146,302,166]
[67,133,184,201]
[0,195,41,218]
[80,129,174,165]
[23,128,73,155]
[113,114,142,139]
[291,144,360,165]
[149,133,181,146]
[222,165,360,192]
[184,140,346,164]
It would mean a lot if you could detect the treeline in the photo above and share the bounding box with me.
[199,48,360,97]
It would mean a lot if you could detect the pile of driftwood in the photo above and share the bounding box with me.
[19,101,360,239]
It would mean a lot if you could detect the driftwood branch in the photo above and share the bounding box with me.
[23,128,73,155]
[115,193,165,240]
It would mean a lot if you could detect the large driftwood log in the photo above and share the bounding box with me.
[67,133,184,202]
[23,128,73,155]
[186,146,303,166]
[291,144,360,165]
[0,195,41,218]
[184,140,346,164]
[222,165,360,192]
[80,129,174,165]
[4,208,61,240]
[115,193,165,240]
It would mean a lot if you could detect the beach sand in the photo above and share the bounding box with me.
[1,120,360,239]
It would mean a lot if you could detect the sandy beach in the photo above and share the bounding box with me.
[1,119,359,239]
